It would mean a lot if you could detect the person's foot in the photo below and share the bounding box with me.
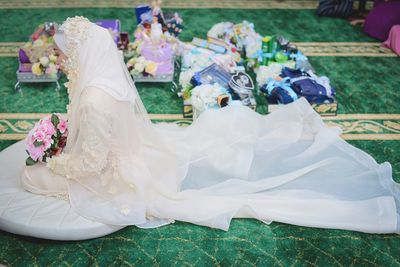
[349,18,365,26]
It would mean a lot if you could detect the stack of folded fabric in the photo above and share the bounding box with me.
[259,66,335,105]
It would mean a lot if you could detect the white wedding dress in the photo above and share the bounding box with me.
[0,17,399,239]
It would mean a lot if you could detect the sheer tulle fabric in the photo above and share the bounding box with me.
[22,90,400,233]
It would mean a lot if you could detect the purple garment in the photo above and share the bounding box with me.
[95,20,121,44]
[18,49,30,63]
[383,24,400,55]
[363,1,400,41]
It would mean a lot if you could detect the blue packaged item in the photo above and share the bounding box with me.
[281,67,335,104]
[135,5,152,24]
[192,38,227,54]
[190,63,231,88]
[260,78,298,104]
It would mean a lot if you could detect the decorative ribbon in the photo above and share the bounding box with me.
[264,77,298,100]
[289,51,307,61]
[251,49,272,62]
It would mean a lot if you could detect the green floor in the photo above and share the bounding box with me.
[0,3,399,266]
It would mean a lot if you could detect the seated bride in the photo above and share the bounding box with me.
[0,17,399,240]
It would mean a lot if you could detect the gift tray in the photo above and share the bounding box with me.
[266,98,338,116]
[131,57,178,92]
[15,70,62,91]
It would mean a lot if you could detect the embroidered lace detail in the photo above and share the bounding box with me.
[47,153,70,177]
[98,156,123,195]
[54,193,69,202]
[58,16,92,117]
[120,206,131,215]
[80,129,108,175]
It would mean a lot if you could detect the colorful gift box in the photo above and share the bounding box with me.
[140,41,174,75]
[95,19,121,44]
[135,5,152,24]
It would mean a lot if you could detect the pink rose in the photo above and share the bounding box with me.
[57,120,67,134]
[33,129,46,142]
[26,132,36,146]
[42,134,54,150]
[27,142,45,161]
[40,119,56,136]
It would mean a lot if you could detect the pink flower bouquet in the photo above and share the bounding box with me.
[25,113,68,166]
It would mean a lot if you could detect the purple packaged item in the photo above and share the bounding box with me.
[19,49,30,63]
[95,20,121,44]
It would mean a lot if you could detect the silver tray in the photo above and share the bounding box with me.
[15,70,62,91]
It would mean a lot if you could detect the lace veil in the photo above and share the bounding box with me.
[53,17,151,150]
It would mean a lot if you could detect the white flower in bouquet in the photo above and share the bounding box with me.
[134,62,145,73]
[127,57,137,65]
[191,83,226,112]
[179,70,195,88]
[145,61,158,76]
[49,54,57,63]
[129,68,140,76]
[39,56,50,67]
[256,63,283,85]
[31,62,44,75]
[137,56,146,64]
[45,62,58,78]
[208,22,234,39]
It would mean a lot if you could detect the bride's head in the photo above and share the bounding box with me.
[52,16,137,104]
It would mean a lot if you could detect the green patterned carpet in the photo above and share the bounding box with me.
[0,1,399,266]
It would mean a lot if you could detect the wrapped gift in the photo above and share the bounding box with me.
[190,63,231,87]
[192,37,227,54]
[95,20,121,44]
[140,41,174,75]
[135,5,152,24]
[19,49,30,64]
[262,67,338,116]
